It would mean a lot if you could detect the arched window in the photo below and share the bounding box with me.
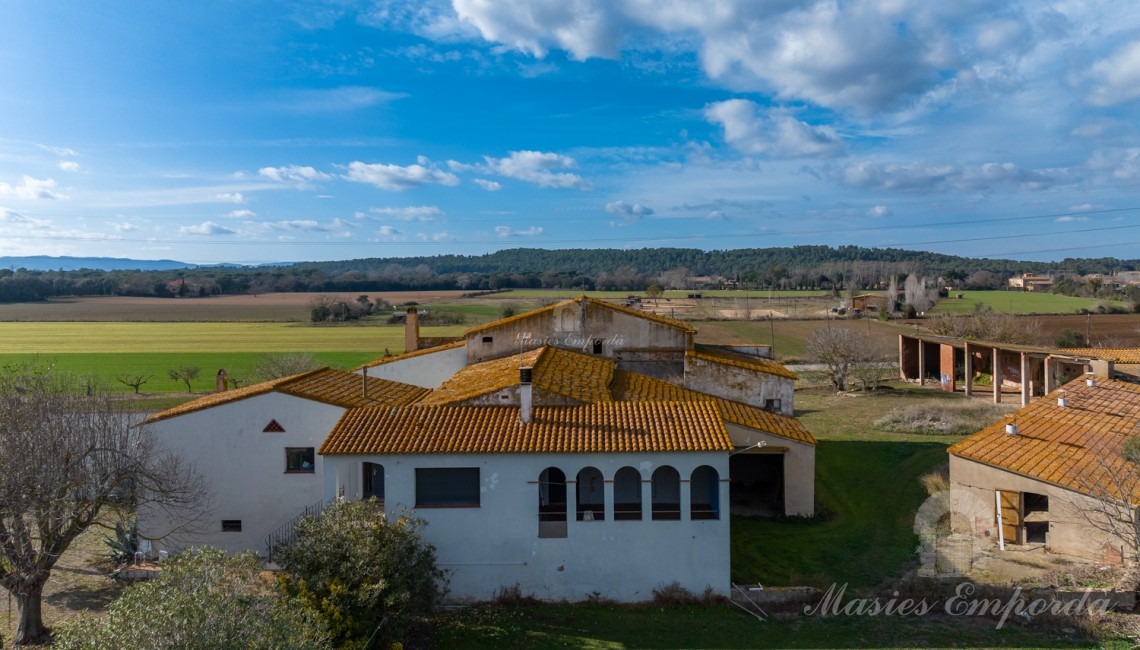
[538,467,567,538]
[362,462,384,501]
[690,465,720,520]
[576,467,604,521]
[614,467,642,521]
[651,466,681,520]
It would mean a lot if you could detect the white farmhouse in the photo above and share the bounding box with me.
[140,296,816,601]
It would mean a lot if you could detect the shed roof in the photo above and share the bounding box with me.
[143,368,429,424]
[948,377,1140,502]
[1060,348,1140,364]
[611,369,816,445]
[320,401,732,455]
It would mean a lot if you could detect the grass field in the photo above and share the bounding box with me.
[0,322,464,393]
[695,319,900,362]
[931,290,1125,315]
[497,289,830,299]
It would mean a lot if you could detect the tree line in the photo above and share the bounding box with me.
[2,246,1138,303]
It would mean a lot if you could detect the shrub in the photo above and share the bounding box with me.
[103,517,138,567]
[1056,328,1085,348]
[55,548,331,650]
[875,400,1012,436]
[275,499,447,649]
[920,464,950,496]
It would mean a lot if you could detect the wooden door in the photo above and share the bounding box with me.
[997,490,1022,545]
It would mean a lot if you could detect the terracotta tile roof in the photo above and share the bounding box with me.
[320,401,732,455]
[949,378,1140,502]
[355,340,466,370]
[1060,348,1140,364]
[689,344,798,380]
[465,296,695,335]
[611,369,816,445]
[144,368,429,424]
[416,346,615,406]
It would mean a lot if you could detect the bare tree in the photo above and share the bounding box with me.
[116,373,152,395]
[167,366,200,393]
[849,338,896,392]
[253,352,319,381]
[0,366,204,644]
[1066,436,1140,563]
[806,327,867,391]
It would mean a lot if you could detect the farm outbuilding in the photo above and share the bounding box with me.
[898,333,1110,406]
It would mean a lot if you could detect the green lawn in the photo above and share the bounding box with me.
[931,291,1124,315]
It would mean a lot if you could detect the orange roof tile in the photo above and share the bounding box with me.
[417,346,615,406]
[144,368,429,424]
[1060,348,1140,364]
[320,401,732,455]
[949,378,1140,502]
[611,369,816,445]
[689,344,798,380]
[465,296,695,335]
[356,340,466,370]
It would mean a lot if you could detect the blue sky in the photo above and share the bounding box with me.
[2,1,1140,265]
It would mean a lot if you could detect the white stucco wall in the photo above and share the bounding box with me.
[358,345,468,388]
[685,358,795,415]
[323,451,730,602]
[949,455,1132,563]
[726,423,815,517]
[139,392,344,555]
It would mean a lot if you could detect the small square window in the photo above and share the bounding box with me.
[482,336,493,344]
[286,447,315,473]
[764,399,782,412]
[221,520,242,532]
[592,339,604,354]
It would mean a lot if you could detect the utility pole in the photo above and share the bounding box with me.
[1086,312,1091,346]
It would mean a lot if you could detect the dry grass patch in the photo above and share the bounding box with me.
[875,399,1013,436]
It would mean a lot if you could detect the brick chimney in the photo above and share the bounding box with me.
[519,367,533,423]
[404,307,420,353]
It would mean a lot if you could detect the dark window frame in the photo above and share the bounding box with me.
[221,520,242,532]
[416,467,480,508]
[285,447,315,473]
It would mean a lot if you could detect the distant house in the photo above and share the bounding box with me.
[948,377,1139,564]
[1007,273,1054,292]
[140,296,815,601]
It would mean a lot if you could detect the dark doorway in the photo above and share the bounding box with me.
[729,453,784,516]
[362,462,384,500]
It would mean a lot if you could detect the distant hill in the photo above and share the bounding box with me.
[0,256,196,272]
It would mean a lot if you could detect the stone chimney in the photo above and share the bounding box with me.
[215,369,229,393]
[404,307,420,353]
[519,367,533,423]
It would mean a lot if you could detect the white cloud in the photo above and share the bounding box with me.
[228,209,256,219]
[259,165,332,184]
[1086,40,1140,106]
[1068,203,1101,212]
[604,200,653,220]
[837,160,1058,193]
[474,178,503,191]
[276,86,406,113]
[705,99,844,158]
[1055,215,1089,223]
[481,150,591,189]
[113,222,139,232]
[449,0,1026,114]
[343,158,460,190]
[867,205,891,218]
[417,230,457,242]
[368,205,444,221]
[264,220,337,232]
[378,225,403,236]
[58,161,81,172]
[0,176,63,200]
[0,208,37,224]
[37,144,80,157]
[495,225,544,237]
[180,221,238,236]
[214,192,246,204]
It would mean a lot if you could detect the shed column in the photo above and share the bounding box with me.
[964,342,973,397]
[567,479,578,531]
[918,340,926,386]
[1043,357,1053,394]
[992,348,1002,404]
[603,480,615,522]
[898,335,906,380]
[1020,353,1030,407]
[641,478,653,521]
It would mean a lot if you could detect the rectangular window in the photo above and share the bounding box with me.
[764,399,782,412]
[285,447,315,473]
[592,339,604,354]
[416,468,480,507]
[221,520,242,532]
[482,336,493,344]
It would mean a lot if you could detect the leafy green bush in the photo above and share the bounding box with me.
[1056,328,1085,348]
[55,548,331,650]
[275,499,447,649]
